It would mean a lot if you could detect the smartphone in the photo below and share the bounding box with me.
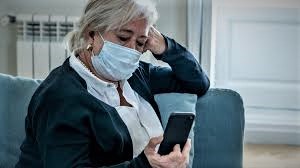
[158,112,195,155]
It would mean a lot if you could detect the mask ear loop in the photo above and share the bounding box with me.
[98,32,105,42]
[93,32,105,57]
[86,31,104,57]
[87,32,105,57]
[90,32,105,57]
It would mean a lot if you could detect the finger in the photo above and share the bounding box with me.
[147,136,163,149]
[143,36,153,52]
[173,144,181,153]
[148,26,155,37]
[150,25,156,31]
[182,139,191,157]
[148,26,161,39]
[167,144,181,161]
[150,25,159,34]
[142,47,148,53]
[143,42,150,53]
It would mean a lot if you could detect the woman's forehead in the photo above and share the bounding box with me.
[118,18,150,37]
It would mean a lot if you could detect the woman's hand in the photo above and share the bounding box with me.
[144,136,191,168]
[144,26,167,55]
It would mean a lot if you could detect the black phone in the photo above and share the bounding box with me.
[158,112,195,155]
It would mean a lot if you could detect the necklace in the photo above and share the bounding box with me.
[76,56,98,77]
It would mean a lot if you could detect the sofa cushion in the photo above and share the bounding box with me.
[154,93,197,129]
[0,74,41,168]
[154,93,197,168]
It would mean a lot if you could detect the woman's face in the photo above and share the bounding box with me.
[92,18,150,54]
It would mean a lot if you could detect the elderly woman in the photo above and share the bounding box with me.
[16,0,209,167]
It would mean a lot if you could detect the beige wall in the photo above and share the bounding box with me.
[0,4,17,75]
[0,0,187,75]
[156,0,187,46]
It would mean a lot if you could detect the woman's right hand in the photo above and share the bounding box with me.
[144,136,191,168]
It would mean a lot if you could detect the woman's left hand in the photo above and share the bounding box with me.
[143,26,167,55]
[144,137,191,168]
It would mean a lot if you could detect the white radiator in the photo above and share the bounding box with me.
[16,14,79,79]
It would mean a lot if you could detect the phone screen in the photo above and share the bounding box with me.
[158,112,195,155]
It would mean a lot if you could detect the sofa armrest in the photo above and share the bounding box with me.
[194,88,245,168]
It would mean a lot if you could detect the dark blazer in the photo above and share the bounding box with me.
[16,35,210,168]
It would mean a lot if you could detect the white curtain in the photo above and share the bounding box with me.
[187,0,203,62]
[187,0,212,75]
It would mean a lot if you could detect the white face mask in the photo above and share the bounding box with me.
[91,33,142,81]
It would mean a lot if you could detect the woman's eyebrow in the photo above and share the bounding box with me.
[119,29,148,38]
[119,29,133,34]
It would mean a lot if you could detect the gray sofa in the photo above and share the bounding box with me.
[0,73,244,168]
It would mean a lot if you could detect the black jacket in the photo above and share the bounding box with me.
[16,36,210,168]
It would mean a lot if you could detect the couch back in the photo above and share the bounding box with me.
[0,74,42,167]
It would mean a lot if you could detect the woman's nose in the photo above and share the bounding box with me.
[126,40,136,50]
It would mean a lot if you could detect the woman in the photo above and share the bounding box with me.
[16,0,210,167]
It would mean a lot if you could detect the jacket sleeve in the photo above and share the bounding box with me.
[148,35,210,96]
[35,98,151,168]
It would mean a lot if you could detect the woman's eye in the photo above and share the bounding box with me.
[118,36,128,42]
[137,42,145,47]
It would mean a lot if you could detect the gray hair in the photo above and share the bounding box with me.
[66,0,158,55]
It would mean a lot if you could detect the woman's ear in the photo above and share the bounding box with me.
[89,31,95,39]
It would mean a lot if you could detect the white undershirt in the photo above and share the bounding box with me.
[69,55,163,157]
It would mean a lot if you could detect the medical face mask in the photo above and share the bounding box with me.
[91,33,142,81]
